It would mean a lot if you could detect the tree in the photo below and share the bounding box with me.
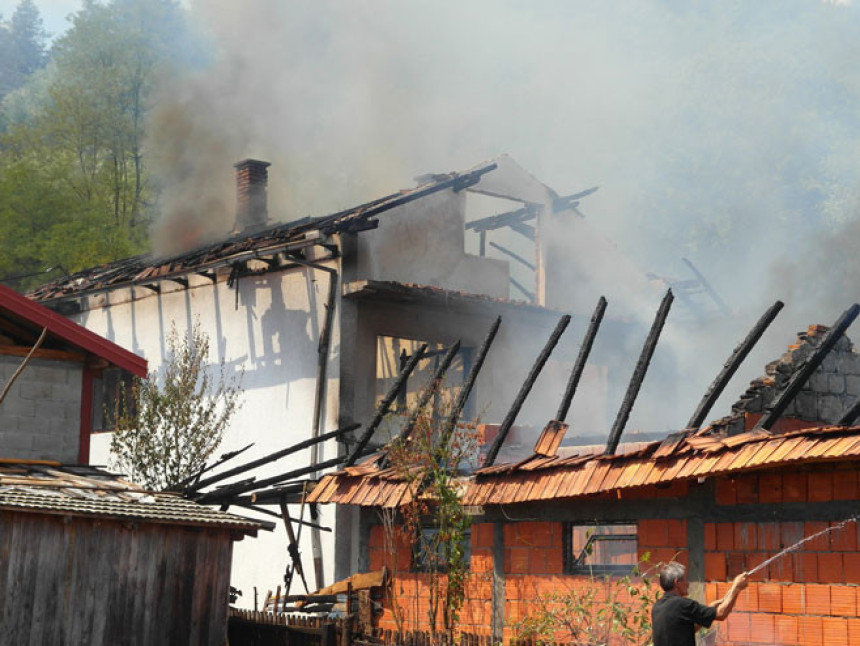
[0,0,47,102]
[110,321,243,491]
[0,0,196,287]
[382,387,478,640]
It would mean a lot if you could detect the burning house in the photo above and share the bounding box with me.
[307,308,860,644]
[27,155,666,601]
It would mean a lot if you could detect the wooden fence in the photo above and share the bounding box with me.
[228,610,497,645]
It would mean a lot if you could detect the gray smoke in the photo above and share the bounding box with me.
[146,0,860,435]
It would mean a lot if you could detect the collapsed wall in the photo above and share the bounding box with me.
[715,325,860,435]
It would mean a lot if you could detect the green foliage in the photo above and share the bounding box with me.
[510,560,661,646]
[382,391,478,639]
[0,0,195,288]
[109,321,242,491]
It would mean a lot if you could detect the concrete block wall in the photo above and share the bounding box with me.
[0,356,82,462]
[732,325,860,424]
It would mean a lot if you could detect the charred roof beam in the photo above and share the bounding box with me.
[687,300,784,431]
[605,290,674,455]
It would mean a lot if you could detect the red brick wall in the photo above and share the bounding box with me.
[365,465,860,644]
[706,465,860,645]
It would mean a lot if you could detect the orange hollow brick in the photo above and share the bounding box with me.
[734,522,758,550]
[757,583,781,613]
[705,552,726,581]
[831,585,857,616]
[774,614,799,645]
[735,475,759,504]
[781,584,804,615]
[472,523,494,549]
[769,552,793,583]
[823,616,849,644]
[530,522,553,547]
[849,617,860,644]
[833,470,858,500]
[666,519,687,547]
[727,611,751,642]
[830,519,858,551]
[808,471,834,502]
[799,615,825,646]
[818,552,845,584]
[782,472,808,502]
[804,522,830,551]
[704,523,717,550]
[795,552,818,583]
[844,553,860,584]
[715,478,737,506]
[735,585,758,613]
[757,523,781,552]
[716,523,735,551]
[758,473,783,503]
[749,613,775,644]
[805,584,831,615]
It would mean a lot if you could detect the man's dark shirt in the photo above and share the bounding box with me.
[652,591,717,646]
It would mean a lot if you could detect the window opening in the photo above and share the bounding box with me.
[375,336,471,440]
[413,526,472,573]
[91,368,136,432]
[563,522,638,575]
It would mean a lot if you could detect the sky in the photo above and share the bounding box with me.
[8,0,860,435]
[0,0,77,38]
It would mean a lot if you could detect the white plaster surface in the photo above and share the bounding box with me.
[77,266,340,603]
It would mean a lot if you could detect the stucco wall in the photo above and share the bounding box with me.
[356,190,510,298]
[72,264,339,603]
[0,356,81,462]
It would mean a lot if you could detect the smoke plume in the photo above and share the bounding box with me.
[146,0,860,434]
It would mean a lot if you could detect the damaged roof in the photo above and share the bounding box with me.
[0,461,269,535]
[28,163,497,304]
[307,423,860,508]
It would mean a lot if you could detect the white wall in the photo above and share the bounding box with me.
[76,263,340,603]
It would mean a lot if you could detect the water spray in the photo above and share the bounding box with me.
[746,516,859,576]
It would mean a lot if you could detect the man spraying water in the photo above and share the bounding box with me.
[652,562,748,646]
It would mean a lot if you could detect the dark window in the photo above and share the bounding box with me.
[563,523,638,575]
[91,368,136,432]
[413,526,472,573]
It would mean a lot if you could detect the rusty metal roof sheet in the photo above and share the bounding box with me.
[0,463,265,534]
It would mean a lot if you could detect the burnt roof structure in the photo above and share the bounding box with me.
[28,163,498,308]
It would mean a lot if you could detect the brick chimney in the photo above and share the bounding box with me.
[233,159,271,233]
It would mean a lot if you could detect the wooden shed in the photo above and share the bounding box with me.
[0,461,267,645]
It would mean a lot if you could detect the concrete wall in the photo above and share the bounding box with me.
[0,356,81,462]
[356,190,510,298]
[72,262,339,603]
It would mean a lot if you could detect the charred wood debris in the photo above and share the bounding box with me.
[173,277,860,609]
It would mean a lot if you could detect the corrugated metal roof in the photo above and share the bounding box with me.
[0,463,265,534]
[306,424,860,508]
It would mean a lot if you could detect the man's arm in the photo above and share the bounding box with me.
[710,572,749,620]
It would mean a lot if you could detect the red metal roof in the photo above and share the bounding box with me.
[0,283,147,376]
